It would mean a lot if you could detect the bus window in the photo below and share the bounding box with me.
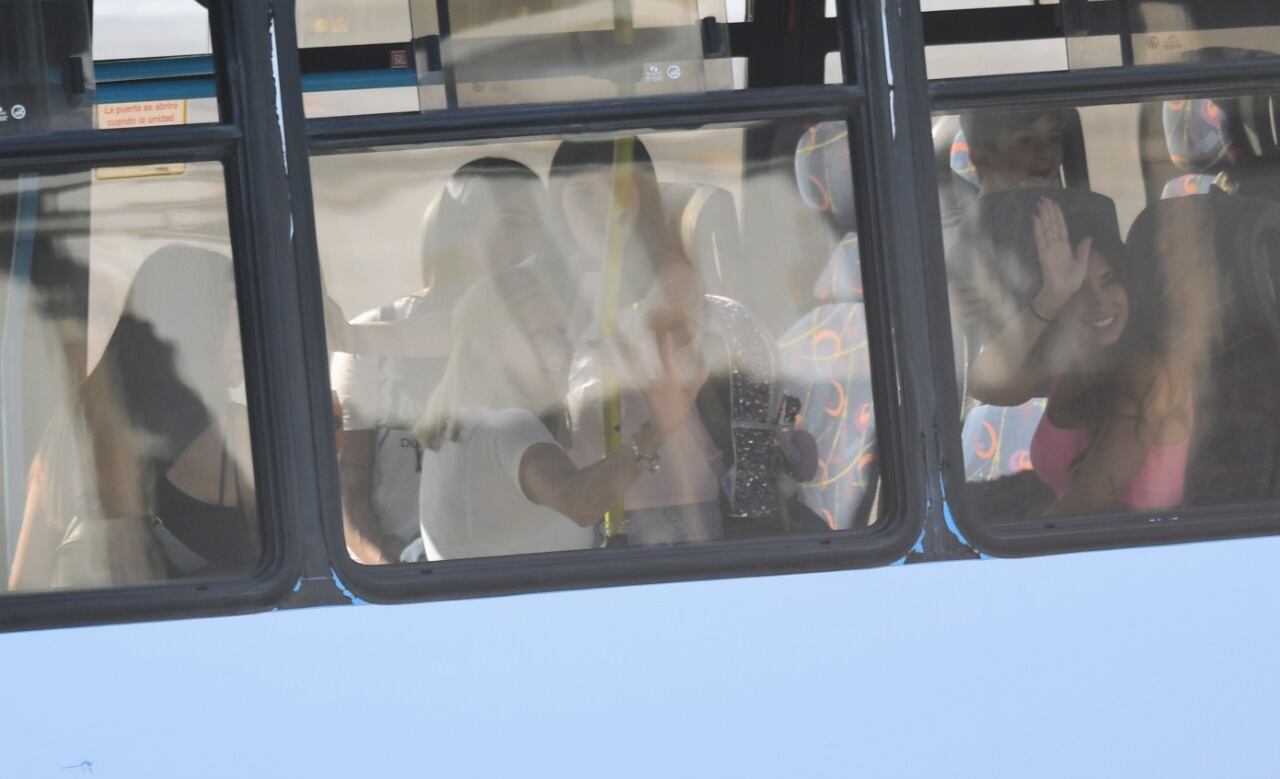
[314,119,881,566]
[0,0,222,138]
[0,161,262,594]
[297,0,845,117]
[938,93,1280,549]
[924,0,1280,77]
[296,0,420,119]
[923,0,1068,79]
[1067,0,1280,68]
[407,0,733,109]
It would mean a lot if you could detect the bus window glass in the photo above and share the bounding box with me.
[0,162,262,594]
[937,93,1280,532]
[296,0,420,119]
[1066,0,1280,68]
[925,0,1280,77]
[409,0,733,109]
[313,120,880,566]
[2,1,223,136]
[296,0,845,116]
[923,0,1065,78]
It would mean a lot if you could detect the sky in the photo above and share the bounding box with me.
[3,534,1279,778]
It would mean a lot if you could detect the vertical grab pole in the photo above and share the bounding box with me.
[600,137,635,544]
[1,173,40,575]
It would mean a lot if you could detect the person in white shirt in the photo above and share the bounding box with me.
[417,266,707,560]
[332,158,549,563]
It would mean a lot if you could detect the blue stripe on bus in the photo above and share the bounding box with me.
[95,69,422,103]
[96,55,215,82]
[97,79,218,102]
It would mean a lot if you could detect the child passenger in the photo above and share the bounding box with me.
[949,109,1073,356]
[416,267,708,559]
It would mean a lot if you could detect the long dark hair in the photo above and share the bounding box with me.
[1058,202,1204,448]
[83,245,238,466]
[547,136,684,307]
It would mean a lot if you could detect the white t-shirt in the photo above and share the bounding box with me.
[330,291,448,557]
[419,407,595,560]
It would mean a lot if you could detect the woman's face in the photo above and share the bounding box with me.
[472,188,545,271]
[1060,248,1129,351]
[560,168,641,260]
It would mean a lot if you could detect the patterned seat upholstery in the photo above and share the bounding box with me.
[778,121,877,529]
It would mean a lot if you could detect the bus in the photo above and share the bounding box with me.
[2,0,1280,774]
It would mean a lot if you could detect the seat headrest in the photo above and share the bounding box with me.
[1163,49,1280,173]
[951,188,1122,305]
[1127,194,1280,346]
[1163,99,1247,174]
[1162,173,1219,199]
[659,182,742,298]
[949,130,981,189]
[811,232,863,305]
[794,121,856,230]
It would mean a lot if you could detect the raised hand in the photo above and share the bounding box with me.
[1031,197,1091,320]
[641,330,709,440]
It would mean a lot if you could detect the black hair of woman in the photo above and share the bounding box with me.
[547,136,684,307]
[85,244,239,469]
[419,156,547,290]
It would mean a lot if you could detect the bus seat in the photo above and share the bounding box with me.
[1127,194,1280,502]
[1158,81,1280,203]
[701,294,786,523]
[1184,407,1277,506]
[768,121,878,529]
[1161,174,1218,199]
[659,182,744,299]
[794,120,857,232]
[777,238,876,529]
[961,399,1046,483]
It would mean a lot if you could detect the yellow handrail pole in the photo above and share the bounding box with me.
[600,136,635,541]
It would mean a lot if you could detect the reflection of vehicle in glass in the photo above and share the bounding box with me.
[4,1,1280,774]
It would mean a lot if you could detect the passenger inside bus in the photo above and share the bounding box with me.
[416,266,708,559]
[9,245,258,590]
[550,138,728,545]
[331,158,547,565]
[945,108,1073,359]
[965,194,1211,515]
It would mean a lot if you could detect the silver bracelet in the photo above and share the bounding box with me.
[628,434,661,474]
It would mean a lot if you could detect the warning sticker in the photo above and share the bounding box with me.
[95,100,189,180]
[96,100,187,130]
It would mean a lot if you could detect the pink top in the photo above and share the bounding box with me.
[1029,393,1191,510]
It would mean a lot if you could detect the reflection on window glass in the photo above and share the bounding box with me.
[0,1,220,136]
[1070,0,1280,68]
[408,0,733,109]
[936,93,1280,526]
[0,162,260,593]
[314,120,877,565]
[926,0,1280,77]
[296,0,847,116]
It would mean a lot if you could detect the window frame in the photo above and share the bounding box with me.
[922,7,1280,558]
[278,0,940,604]
[0,0,323,631]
